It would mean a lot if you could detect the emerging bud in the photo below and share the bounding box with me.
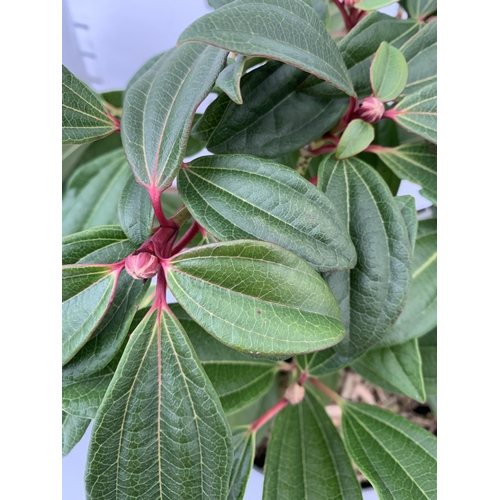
[125,252,160,280]
[357,97,385,123]
[284,383,305,405]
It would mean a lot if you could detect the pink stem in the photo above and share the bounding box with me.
[148,187,170,227]
[249,398,289,433]
[383,108,400,120]
[363,144,386,154]
[171,221,200,256]
[311,144,337,156]
[107,113,121,132]
[309,377,340,404]
[152,266,168,310]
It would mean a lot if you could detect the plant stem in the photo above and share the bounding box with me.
[383,108,400,120]
[248,398,289,434]
[148,187,170,227]
[169,205,192,228]
[332,0,354,30]
[310,144,337,156]
[152,266,168,310]
[363,144,386,154]
[308,377,342,404]
[171,221,200,256]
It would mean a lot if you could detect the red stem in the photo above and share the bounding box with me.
[344,96,357,124]
[383,108,400,120]
[308,176,318,186]
[249,398,289,434]
[152,266,168,310]
[171,221,200,256]
[310,144,337,156]
[107,113,121,132]
[148,187,170,227]
[332,0,354,30]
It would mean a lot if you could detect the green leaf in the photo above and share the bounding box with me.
[118,175,154,245]
[63,273,148,381]
[62,144,90,181]
[62,365,114,418]
[209,0,234,7]
[351,338,426,402]
[86,309,233,499]
[374,143,437,205]
[395,195,418,253]
[419,328,437,414]
[341,401,437,500]
[300,12,419,99]
[101,90,123,108]
[356,0,399,11]
[166,240,346,357]
[335,119,375,160]
[62,65,118,144]
[370,42,408,102]
[263,391,362,500]
[215,56,245,104]
[379,219,436,346]
[305,156,412,374]
[393,82,437,144]
[303,0,329,26]
[178,154,356,272]
[401,19,437,96]
[404,0,437,19]
[185,114,207,158]
[228,427,255,500]
[178,0,355,97]
[171,303,278,414]
[62,411,91,457]
[62,149,130,236]
[62,266,118,365]
[122,44,227,190]
[62,227,149,380]
[62,225,136,265]
[193,60,348,157]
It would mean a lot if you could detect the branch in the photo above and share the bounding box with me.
[248,398,289,434]
[308,377,342,404]
[332,0,354,30]
[171,221,200,256]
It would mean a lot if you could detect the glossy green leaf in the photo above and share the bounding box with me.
[401,19,437,96]
[379,219,436,346]
[341,401,437,500]
[395,195,418,253]
[62,226,136,266]
[335,119,375,160]
[166,240,346,357]
[118,175,154,245]
[419,328,437,414]
[404,0,437,19]
[62,365,114,418]
[62,144,90,181]
[393,82,437,144]
[178,0,355,97]
[193,60,348,157]
[178,155,356,272]
[86,308,233,500]
[228,427,255,500]
[62,65,117,144]
[356,0,398,11]
[263,391,362,500]
[351,338,426,402]
[171,303,278,414]
[305,156,412,374]
[375,143,437,205]
[122,44,227,190]
[62,266,118,365]
[370,42,408,102]
[62,149,130,236]
[215,55,266,104]
[185,114,207,158]
[62,411,91,457]
[62,227,148,380]
[300,12,419,99]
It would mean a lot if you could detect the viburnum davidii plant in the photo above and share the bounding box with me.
[62,0,437,499]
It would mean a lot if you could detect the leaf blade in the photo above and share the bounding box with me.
[85,308,233,500]
[335,119,375,160]
[370,42,408,102]
[178,0,355,97]
[178,154,356,272]
[166,240,346,357]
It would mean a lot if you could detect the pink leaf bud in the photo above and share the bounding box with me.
[125,252,160,280]
[357,97,385,123]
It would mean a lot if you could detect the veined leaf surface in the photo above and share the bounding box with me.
[178,0,355,97]
[335,119,375,160]
[370,42,408,102]
[228,427,255,500]
[166,240,346,357]
[62,411,91,457]
[122,44,227,190]
[178,154,356,272]
[86,308,233,500]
